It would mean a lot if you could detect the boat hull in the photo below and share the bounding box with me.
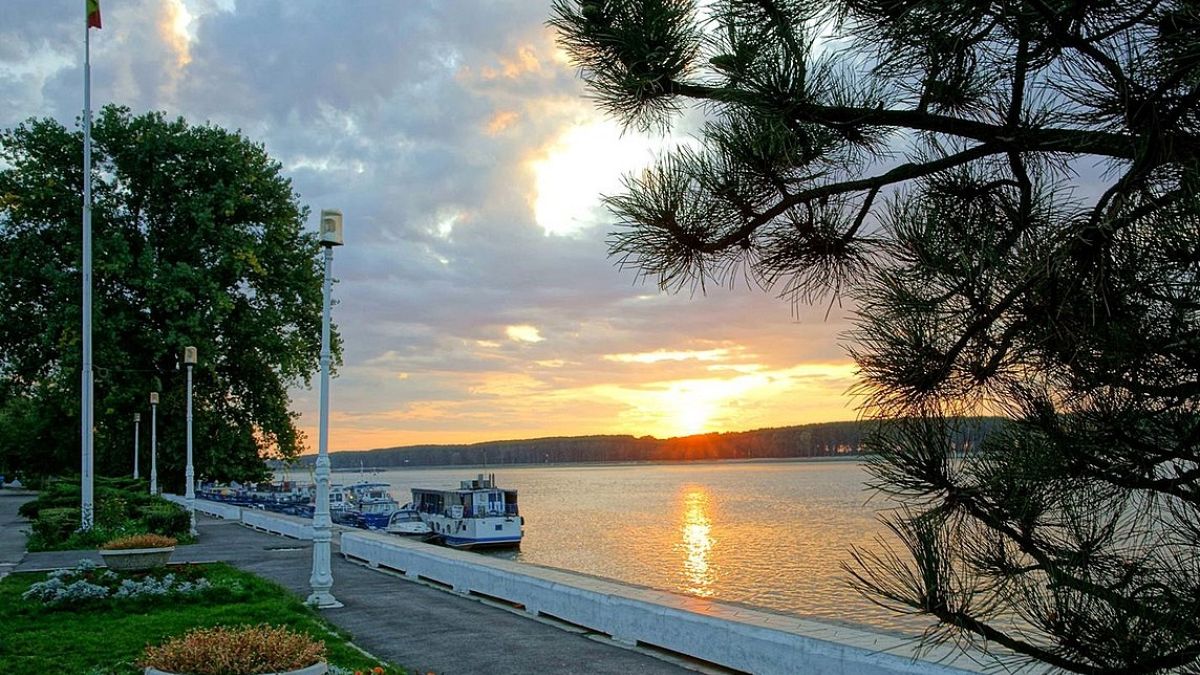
[420,513,522,549]
[440,534,521,549]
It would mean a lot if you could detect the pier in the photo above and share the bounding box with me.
[9,494,985,674]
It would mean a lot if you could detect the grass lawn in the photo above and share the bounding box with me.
[0,563,406,675]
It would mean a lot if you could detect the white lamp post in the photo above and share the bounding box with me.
[308,208,343,608]
[149,392,159,495]
[132,413,141,479]
[184,346,197,536]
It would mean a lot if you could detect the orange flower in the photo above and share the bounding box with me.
[373,668,385,674]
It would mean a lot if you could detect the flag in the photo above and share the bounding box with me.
[87,0,101,29]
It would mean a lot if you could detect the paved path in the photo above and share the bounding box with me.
[13,511,693,675]
[0,491,35,579]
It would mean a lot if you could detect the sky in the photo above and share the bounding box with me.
[1,0,860,452]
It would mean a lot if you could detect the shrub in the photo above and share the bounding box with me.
[22,481,190,550]
[102,533,177,550]
[31,507,79,543]
[96,494,131,527]
[140,624,326,675]
[140,503,191,537]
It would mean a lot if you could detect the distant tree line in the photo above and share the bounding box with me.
[289,418,1001,470]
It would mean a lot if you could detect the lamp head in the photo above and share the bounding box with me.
[150,392,159,405]
[184,346,197,365]
[319,209,344,247]
[134,412,141,422]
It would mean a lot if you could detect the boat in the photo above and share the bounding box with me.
[197,480,311,511]
[385,506,432,537]
[344,481,400,529]
[412,473,522,549]
[197,478,403,532]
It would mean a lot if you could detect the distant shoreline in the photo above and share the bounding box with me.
[306,454,873,474]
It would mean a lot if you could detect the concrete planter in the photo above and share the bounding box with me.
[144,662,327,675]
[98,546,175,571]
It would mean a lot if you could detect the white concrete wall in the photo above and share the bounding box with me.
[197,500,242,520]
[341,531,982,675]
[162,494,243,520]
[241,508,313,540]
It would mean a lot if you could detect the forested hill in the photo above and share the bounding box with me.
[294,419,1002,470]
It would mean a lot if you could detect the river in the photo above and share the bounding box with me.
[310,459,924,632]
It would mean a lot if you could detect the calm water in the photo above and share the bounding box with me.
[317,459,917,632]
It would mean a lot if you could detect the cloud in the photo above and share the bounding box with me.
[4,0,860,452]
[505,325,545,343]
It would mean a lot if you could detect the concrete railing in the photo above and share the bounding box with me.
[240,508,313,540]
[162,495,309,538]
[341,531,981,675]
[162,494,243,520]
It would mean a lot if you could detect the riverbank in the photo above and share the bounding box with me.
[169,497,984,674]
[316,454,872,474]
[7,500,691,674]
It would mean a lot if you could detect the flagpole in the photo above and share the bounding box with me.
[81,7,95,531]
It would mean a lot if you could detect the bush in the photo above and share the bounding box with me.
[103,533,176,550]
[31,507,78,543]
[140,503,191,537]
[140,624,326,675]
[22,480,191,550]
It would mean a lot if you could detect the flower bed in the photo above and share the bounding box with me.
[1,562,405,674]
[99,533,177,570]
[140,624,327,675]
[21,559,212,608]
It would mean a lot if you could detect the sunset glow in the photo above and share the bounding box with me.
[7,2,862,454]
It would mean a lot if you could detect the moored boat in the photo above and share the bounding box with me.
[344,481,399,529]
[385,507,432,537]
[412,474,522,549]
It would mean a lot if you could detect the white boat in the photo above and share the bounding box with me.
[385,507,432,537]
[412,473,522,549]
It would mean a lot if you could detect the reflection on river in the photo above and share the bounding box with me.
[680,488,715,597]
[316,459,917,632]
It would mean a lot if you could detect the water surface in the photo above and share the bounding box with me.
[315,460,917,631]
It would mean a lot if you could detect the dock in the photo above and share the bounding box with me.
[6,493,986,674]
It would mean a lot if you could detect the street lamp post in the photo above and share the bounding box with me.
[133,413,141,479]
[149,392,159,495]
[308,209,344,608]
[184,346,197,536]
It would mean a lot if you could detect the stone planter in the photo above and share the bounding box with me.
[98,546,175,571]
[144,662,327,675]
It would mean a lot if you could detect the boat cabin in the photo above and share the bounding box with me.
[412,474,518,519]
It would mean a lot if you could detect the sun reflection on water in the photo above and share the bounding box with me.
[679,488,715,597]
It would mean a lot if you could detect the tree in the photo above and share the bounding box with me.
[551,0,1200,671]
[0,106,336,488]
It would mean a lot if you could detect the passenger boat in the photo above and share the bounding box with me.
[385,507,432,537]
[412,474,522,549]
[345,481,400,529]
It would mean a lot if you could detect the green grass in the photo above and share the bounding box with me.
[0,563,405,674]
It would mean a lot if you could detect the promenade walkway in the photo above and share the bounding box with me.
[0,491,36,579]
[7,505,691,675]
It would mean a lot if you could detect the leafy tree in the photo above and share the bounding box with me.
[0,106,336,488]
[551,0,1200,671]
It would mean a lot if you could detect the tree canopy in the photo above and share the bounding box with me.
[552,0,1200,672]
[0,106,337,488]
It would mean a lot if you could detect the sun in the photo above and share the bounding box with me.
[528,119,662,236]
[657,376,769,437]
